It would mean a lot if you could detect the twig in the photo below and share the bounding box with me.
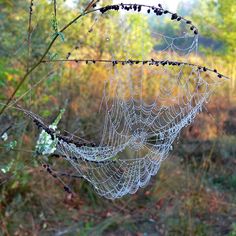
[27,0,34,73]
[84,0,99,12]
[53,0,57,19]
[0,125,12,137]
[41,58,229,79]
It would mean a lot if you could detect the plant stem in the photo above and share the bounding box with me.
[27,0,34,73]
[53,0,57,20]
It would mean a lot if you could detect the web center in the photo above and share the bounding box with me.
[130,130,148,151]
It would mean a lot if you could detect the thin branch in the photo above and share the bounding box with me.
[41,163,74,194]
[27,0,34,106]
[53,0,57,19]
[41,58,229,79]
[19,106,96,147]
[27,0,34,73]
[0,125,12,137]
[84,0,99,12]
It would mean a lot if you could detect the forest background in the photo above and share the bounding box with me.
[0,0,235,235]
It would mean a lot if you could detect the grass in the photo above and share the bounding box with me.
[0,146,235,235]
[0,102,236,235]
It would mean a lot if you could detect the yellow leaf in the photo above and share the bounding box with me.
[5,72,13,81]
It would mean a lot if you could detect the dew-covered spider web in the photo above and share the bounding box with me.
[22,3,228,199]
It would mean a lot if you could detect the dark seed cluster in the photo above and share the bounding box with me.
[42,163,72,193]
[66,52,71,59]
[92,0,100,9]
[29,0,34,14]
[63,186,72,193]
[42,164,57,179]
[23,110,95,148]
[68,58,221,77]
[97,4,198,35]
[42,56,224,79]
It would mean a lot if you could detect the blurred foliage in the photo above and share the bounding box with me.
[192,0,236,58]
[0,0,235,235]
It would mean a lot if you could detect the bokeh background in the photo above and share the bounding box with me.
[0,0,235,235]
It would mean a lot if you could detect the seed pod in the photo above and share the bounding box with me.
[171,13,178,20]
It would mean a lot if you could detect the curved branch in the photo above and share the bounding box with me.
[41,58,229,79]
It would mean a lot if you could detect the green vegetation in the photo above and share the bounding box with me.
[0,0,235,235]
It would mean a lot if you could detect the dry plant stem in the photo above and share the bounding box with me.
[0,0,97,116]
[0,2,197,116]
[0,125,12,137]
[84,0,97,12]
[53,0,57,19]
[27,0,33,73]
[41,59,229,79]
[27,0,34,106]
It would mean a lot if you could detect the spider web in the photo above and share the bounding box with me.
[51,61,225,199]
[22,3,228,199]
